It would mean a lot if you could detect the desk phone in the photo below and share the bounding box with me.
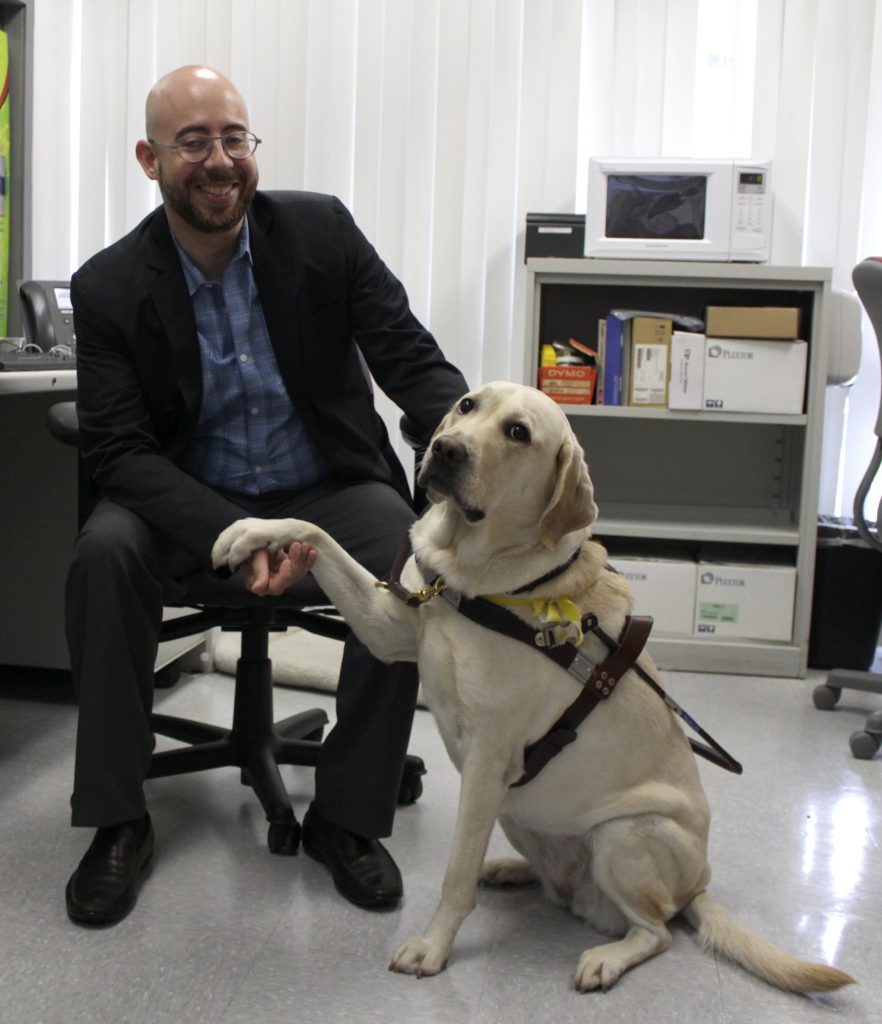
[0,281,76,371]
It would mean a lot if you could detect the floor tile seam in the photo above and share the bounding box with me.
[468,925,503,1024]
[213,916,288,1024]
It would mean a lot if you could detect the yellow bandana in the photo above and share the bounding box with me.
[483,594,585,646]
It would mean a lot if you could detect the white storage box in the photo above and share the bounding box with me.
[694,560,796,641]
[609,556,697,635]
[669,331,705,410]
[702,337,807,414]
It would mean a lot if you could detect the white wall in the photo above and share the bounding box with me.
[28,0,882,514]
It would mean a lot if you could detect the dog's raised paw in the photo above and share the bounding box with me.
[211,518,266,569]
[389,937,449,978]
[480,857,537,887]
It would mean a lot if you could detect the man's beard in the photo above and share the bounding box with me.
[157,166,257,234]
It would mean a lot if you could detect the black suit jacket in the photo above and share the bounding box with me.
[72,190,468,565]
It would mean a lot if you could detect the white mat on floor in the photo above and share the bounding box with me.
[213,626,344,693]
[213,626,427,705]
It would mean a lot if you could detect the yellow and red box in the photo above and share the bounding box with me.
[538,365,597,405]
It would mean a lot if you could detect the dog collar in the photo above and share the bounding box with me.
[507,547,582,595]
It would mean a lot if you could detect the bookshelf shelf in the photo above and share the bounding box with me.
[523,258,832,677]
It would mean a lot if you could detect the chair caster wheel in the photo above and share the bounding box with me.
[812,684,840,710]
[849,730,881,760]
[398,755,427,805]
[267,818,302,854]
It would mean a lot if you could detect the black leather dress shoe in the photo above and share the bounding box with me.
[65,813,155,926]
[301,803,402,909]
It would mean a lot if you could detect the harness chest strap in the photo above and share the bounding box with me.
[375,539,742,784]
[442,587,742,780]
[511,614,653,788]
[437,586,652,785]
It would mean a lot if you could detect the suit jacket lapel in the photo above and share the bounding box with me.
[144,209,202,423]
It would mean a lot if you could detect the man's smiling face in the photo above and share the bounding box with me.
[140,67,258,236]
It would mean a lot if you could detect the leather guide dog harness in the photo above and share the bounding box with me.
[376,540,742,787]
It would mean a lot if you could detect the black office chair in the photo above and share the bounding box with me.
[812,257,882,759]
[47,401,426,853]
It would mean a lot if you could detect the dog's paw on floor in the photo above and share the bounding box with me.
[389,936,450,977]
[479,857,538,887]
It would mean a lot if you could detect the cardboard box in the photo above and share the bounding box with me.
[538,364,596,405]
[702,337,807,414]
[668,331,705,410]
[705,306,801,339]
[629,317,671,407]
[694,560,796,641]
[608,555,697,635]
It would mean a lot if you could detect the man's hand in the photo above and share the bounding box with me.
[244,541,317,597]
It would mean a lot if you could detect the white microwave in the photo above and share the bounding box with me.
[585,157,772,262]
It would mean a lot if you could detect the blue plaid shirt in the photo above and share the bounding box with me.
[173,221,329,495]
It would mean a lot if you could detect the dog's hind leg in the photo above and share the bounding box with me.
[572,815,699,992]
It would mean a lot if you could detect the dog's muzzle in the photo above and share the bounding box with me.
[418,435,485,522]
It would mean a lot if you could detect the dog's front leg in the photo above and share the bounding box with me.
[390,747,511,978]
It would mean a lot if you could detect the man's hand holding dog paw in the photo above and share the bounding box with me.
[245,541,317,596]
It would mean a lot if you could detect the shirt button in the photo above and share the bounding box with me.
[251,407,259,416]
[255,466,262,474]
[239,353,248,363]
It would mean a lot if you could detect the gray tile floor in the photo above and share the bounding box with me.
[0,659,880,1024]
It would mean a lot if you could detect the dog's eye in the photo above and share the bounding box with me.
[458,397,475,414]
[507,423,530,442]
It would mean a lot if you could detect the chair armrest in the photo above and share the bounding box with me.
[46,401,80,447]
[399,414,426,453]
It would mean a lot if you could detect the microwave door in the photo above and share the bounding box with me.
[587,163,735,260]
[606,174,708,241]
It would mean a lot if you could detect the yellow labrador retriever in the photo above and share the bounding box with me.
[212,381,853,994]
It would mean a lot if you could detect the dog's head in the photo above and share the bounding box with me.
[417,381,598,551]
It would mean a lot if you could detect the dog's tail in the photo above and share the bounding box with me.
[682,891,855,993]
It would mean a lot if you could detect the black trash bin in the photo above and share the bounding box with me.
[808,515,882,670]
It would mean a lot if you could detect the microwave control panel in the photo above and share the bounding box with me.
[731,166,772,255]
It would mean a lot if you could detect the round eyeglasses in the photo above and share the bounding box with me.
[149,131,262,163]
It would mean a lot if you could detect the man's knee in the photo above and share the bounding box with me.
[352,484,415,577]
[68,501,163,593]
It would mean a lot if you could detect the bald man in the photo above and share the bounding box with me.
[64,66,467,925]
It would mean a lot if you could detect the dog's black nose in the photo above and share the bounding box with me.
[431,435,468,463]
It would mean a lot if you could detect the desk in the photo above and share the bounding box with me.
[0,371,208,673]
[0,372,78,668]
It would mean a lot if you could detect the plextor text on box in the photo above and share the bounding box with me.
[694,560,796,641]
[608,556,697,636]
[702,337,807,414]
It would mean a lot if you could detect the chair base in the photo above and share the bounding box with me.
[148,628,328,853]
[814,669,882,761]
[147,620,427,851]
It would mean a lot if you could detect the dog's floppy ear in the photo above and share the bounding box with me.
[538,434,598,549]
